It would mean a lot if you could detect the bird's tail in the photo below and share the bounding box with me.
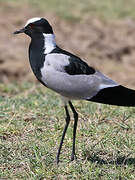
[89,85,135,107]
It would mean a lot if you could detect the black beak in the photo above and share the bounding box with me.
[13,27,26,34]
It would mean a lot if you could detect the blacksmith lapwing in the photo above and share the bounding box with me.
[14,17,135,164]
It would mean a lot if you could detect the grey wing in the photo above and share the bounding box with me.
[41,53,118,100]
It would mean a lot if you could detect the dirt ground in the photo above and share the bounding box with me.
[1,1,135,88]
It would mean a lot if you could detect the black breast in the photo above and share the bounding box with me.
[29,38,47,86]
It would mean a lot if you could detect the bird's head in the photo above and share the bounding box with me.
[14,17,53,38]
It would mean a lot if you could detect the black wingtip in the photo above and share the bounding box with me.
[89,85,135,107]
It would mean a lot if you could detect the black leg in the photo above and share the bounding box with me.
[56,105,70,164]
[69,101,78,161]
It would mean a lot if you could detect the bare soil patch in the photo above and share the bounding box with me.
[1,1,135,87]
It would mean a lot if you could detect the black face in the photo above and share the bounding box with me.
[14,18,53,37]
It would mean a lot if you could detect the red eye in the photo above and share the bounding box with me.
[29,23,34,28]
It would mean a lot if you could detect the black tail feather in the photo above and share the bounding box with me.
[89,85,135,107]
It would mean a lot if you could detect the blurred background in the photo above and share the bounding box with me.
[1,0,135,87]
[1,1,135,178]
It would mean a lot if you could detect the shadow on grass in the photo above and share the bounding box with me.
[84,153,135,166]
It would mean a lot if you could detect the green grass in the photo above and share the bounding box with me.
[0,0,135,178]
[1,0,135,21]
[0,82,135,179]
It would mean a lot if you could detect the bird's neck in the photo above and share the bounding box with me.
[43,33,56,54]
[29,33,56,82]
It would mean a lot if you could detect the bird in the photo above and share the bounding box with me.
[14,17,135,164]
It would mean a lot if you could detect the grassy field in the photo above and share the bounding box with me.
[25,0,135,20]
[0,82,135,179]
[1,0,135,21]
[1,0,135,179]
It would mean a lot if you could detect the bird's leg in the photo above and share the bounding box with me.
[69,101,78,161]
[56,105,70,164]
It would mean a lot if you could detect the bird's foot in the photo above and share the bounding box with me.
[71,153,77,161]
[56,155,60,165]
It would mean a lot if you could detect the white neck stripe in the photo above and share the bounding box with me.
[43,33,56,54]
